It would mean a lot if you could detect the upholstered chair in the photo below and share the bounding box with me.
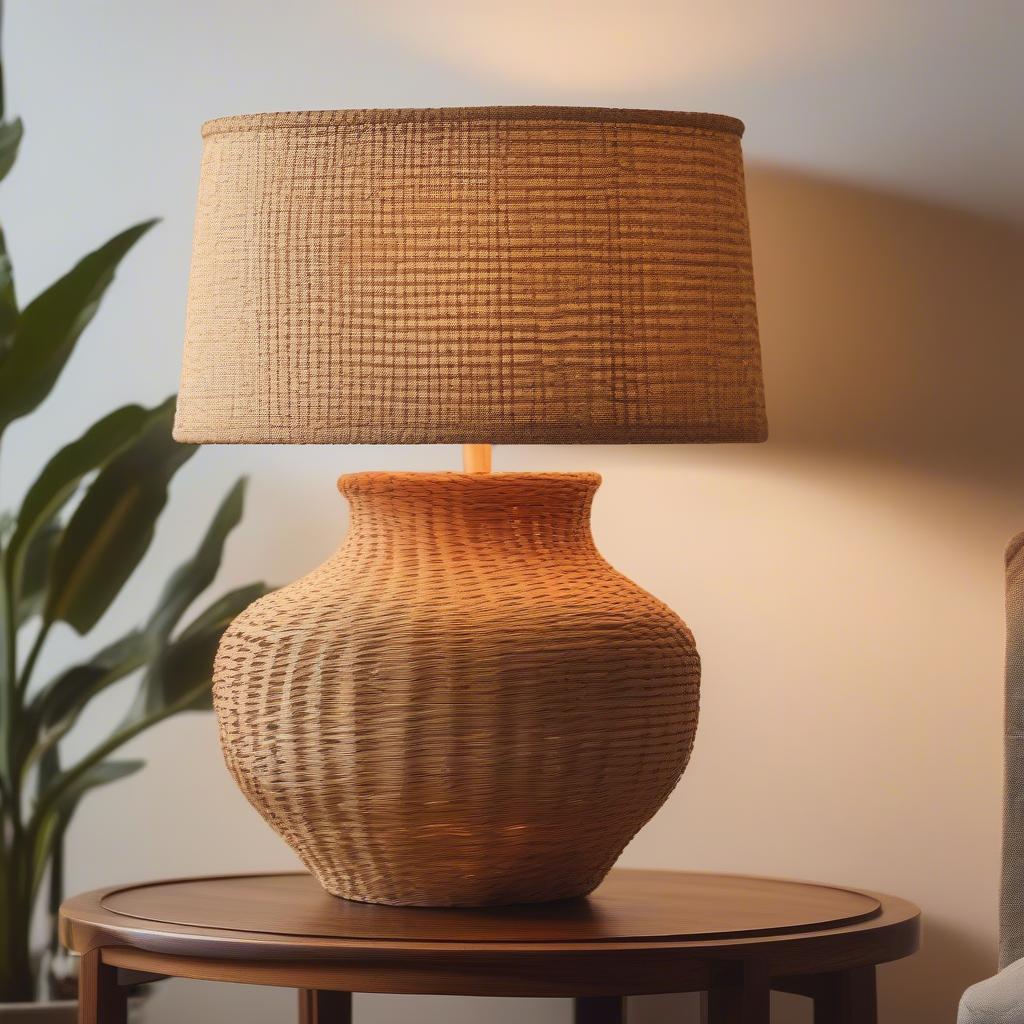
[959,533,1024,1023]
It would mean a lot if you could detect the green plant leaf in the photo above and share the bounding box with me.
[0,16,7,123]
[37,745,61,804]
[32,746,64,901]
[0,115,22,183]
[44,397,196,634]
[30,758,143,898]
[144,630,218,714]
[7,404,149,600]
[16,519,60,625]
[25,584,265,777]
[0,225,17,358]
[148,478,247,638]
[26,630,151,761]
[60,757,144,803]
[178,582,266,641]
[28,588,264,848]
[140,582,267,717]
[0,219,157,435]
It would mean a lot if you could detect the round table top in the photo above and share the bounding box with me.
[60,869,920,997]
[98,870,879,944]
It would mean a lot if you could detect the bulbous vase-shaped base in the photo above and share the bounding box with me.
[213,472,700,906]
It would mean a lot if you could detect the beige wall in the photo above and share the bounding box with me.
[5,4,1024,1022]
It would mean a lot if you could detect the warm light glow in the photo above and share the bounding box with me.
[354,0,886,89]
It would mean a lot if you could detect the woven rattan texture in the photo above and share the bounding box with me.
[213,472,701,906]
[176,106,765,445]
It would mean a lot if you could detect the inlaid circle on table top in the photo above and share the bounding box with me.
[97,869,881,945]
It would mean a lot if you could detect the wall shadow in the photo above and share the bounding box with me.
[744,163,1024,490]
[564,168,1022,1024]
[733,168,1017,1021]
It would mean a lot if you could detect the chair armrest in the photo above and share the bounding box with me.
[961,960,1024,1024]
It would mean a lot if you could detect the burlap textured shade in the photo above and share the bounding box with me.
[175,106,765,445]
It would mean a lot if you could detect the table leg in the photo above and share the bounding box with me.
[773,967,877,1024]
[708,962,771,1024]
[807,968,877,1024]
[79,949,127,1024]
[574,996,626,1024]
[298,990,353,1024]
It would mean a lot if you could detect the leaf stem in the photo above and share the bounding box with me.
[17,620,49,696]
[1,531,19,796]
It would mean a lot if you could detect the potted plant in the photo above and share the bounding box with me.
[0,10,268,1019]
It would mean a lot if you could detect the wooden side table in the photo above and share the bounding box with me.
[60,869,919,1024]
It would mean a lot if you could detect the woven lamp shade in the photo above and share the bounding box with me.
[175,106,765,445]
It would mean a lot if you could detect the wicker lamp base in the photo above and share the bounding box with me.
[213,472,700,906]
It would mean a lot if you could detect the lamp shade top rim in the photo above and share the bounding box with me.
[201,105,745,139]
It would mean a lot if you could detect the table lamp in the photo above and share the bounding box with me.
[174,106,766,907]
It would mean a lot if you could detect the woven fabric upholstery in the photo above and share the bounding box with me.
[175,106,765,445]
[213,472,700,905]
[1002,533,1024,967]
[960,958,1024,1024]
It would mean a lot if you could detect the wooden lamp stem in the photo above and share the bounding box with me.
[462,444,492,474]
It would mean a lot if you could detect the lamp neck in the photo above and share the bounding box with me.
[462,444,492,474]
[336,472,601,555]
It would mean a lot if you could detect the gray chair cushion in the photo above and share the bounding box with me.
[960,958,1024,1024]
